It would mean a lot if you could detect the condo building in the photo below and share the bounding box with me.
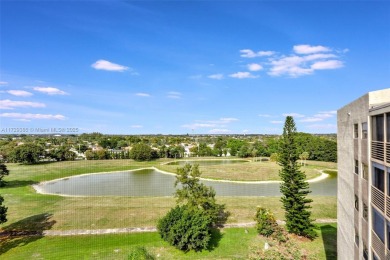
[338,88,390,260]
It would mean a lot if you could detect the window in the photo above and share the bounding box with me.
[387,113,390,142]
[363,203,368,220]
[373,207,385,242]
[373,253,380,260]
[355,160,359,175]
[362,122,368,139]
[372,115,384,142]
[362,163,368,180]
[355,229,359,246]
[363,243,368,260]
[388,221,390,250]
[373,167,385,192]
[355,195,359,211]
[354,124,359,138]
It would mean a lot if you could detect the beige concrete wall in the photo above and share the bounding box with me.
[338,93,369,260]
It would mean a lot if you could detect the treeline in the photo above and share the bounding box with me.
[0,132,337,164]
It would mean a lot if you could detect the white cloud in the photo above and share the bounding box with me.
[240,49,275,58]
[219,117,238,123]
[282,113,305,118]
[0,99,45,109]
[182,117,238,130]
[209,129,231,134]
[0,113,66,120]
[300,117,323,123]
[268,56,313,77]
[258,114,272,118]
[306,124,337,130]
[303,53,337,61]
[247,63,263,71]
[229,72,258,79]
[293,44,331,54]
[299,111,336,123]
[182,123,217,129]
[208,74,224,80]
[270,120,284,124]
[0,82,8,86]
[33,87,68,95]
[91,59,129,72]
[131,125,143,128]
[189,74,203,80]
[6,90,33,97]
[167,91,182,99]
[135,93,150,97]
[311,60,344,70]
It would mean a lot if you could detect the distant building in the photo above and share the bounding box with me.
[337,88,390,259]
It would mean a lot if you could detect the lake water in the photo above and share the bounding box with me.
[36,168,337,197]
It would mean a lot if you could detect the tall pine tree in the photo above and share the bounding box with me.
[279,116,316,239]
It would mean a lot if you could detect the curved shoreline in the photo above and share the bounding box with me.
[33,167,331,196]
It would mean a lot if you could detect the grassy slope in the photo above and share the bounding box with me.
[0,224,337,260]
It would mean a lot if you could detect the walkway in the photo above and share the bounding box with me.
[41,219,337,236]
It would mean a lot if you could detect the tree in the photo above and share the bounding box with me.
[9,143,45,164]
[157,205,212,251]
[278,116,316,239]
[174,163,227,226]
[0,195,7,224]
[0,163,9,187]
[158,164,228,251]
[130,143,156,161]
[301,151,309,166]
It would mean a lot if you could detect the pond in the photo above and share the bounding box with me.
[35,168,337,197]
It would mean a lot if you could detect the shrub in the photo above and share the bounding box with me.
[128,247,154,260]
[255,207,278,237]
[157,205,212,251]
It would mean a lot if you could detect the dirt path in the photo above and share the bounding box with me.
[40,219,336,236]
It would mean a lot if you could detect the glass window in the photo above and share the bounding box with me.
[372,115,384,142]
[354,124,359,138]
[355,160,359,175]
[362,163,368,180]
[362,122,368,139]
[373,207,385,242]
[373,167,385,192]
[355,229,359,246]
[388,221,390,250]
[355,195,359,211]
[363,243,368,260]
[363,203,368,220]
[387,113,390,142]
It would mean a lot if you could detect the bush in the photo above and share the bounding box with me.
[128,247,154,260]
[157,205,212,251]
[255,207,278,237]
[130,143,156,161]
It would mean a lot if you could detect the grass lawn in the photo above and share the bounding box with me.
[0,224,337,259]
[0,159,336,231]
[158,159,336,181]
[0,159,337,259]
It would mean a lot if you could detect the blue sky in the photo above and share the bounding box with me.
[1,1,389,135]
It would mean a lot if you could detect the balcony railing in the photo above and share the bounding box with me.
[372,141,385,161]
[372,231,386,260]
[372,186,385,213]
[387,143,390,164]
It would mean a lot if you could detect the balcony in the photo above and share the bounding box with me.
[372,186,385,213]
[387,143,390,164]
[372,231,386,260]
[372,141,385,161]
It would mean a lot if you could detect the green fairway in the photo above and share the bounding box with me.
[0,159,337,259]
[0,224,337,259]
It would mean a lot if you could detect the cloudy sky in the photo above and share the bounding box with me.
[1,1,389,134]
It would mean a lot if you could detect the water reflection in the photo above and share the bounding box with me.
[36,168,337,197]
